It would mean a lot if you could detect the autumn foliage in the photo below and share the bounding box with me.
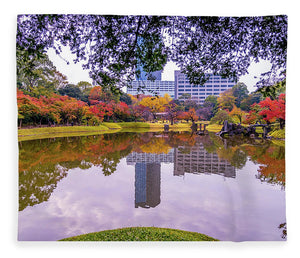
[18,88,184,127]
[258,93,285,128]
[245,93,285,128]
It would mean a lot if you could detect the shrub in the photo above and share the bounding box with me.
[210,110,233,125]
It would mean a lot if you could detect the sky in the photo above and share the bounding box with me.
[47,46,272,94]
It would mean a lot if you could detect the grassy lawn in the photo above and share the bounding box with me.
[18,121,285,141]
[270,128,285,139]
[59,227,218,241]
[206,124,222,132]
[18,122,195,141]
[18,125,117,141]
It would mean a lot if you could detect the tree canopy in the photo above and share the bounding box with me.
[17,15,287,91]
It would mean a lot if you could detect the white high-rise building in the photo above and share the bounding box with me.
[174,70,236,104]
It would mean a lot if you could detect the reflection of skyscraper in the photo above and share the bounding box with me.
[127,151,172,208]
[134,163,161,208]
[126,150,174,164]
[174,143,236,178]
[126,142,235,209]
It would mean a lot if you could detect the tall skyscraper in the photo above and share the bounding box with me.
[135,69,162,81]
[174,70,236,104]
[128,52,174,98]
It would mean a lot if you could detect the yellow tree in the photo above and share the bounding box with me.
[217,89,236,111]
[128,94,138,105]
[139,94,171,120]
[229,105,247,124]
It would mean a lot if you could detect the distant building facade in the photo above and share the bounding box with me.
[127,80,175,98]
[174,70,236,104]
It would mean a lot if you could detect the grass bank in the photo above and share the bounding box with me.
[18,125,118,141]
[18,122,193,141]
[206,124,222,133]
[270,128,285,139]
[59,227,218,241]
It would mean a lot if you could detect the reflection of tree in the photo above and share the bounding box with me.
[19,133,136,210]
[138,137,171,154]
[19,164,68,211]
[19,131,285,211]
[84,133,134,176]
[99,157,118,176]
[164,132,199,155]
[202,133,223,153]
[230,148,248,169]
[242,144,285,187]
[216,146,247,169]
[19,132,195,210]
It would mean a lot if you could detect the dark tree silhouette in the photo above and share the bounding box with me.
[17,15,287,90]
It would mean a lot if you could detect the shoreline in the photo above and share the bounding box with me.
[18,122,285,142]
[18,122,194,141]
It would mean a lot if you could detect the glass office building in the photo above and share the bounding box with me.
[174,70,236,104]
[135,69,162,81]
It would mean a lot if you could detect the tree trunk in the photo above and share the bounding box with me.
[279,119,285,129]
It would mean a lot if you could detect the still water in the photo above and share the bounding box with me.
[18,131,286,241]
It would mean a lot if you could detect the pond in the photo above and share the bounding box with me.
[18,131,286,241]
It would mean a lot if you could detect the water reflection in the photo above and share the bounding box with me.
[134,163,161,208]
[19,132,286,211]
[18,132,286,240]
[174,143,236,178]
